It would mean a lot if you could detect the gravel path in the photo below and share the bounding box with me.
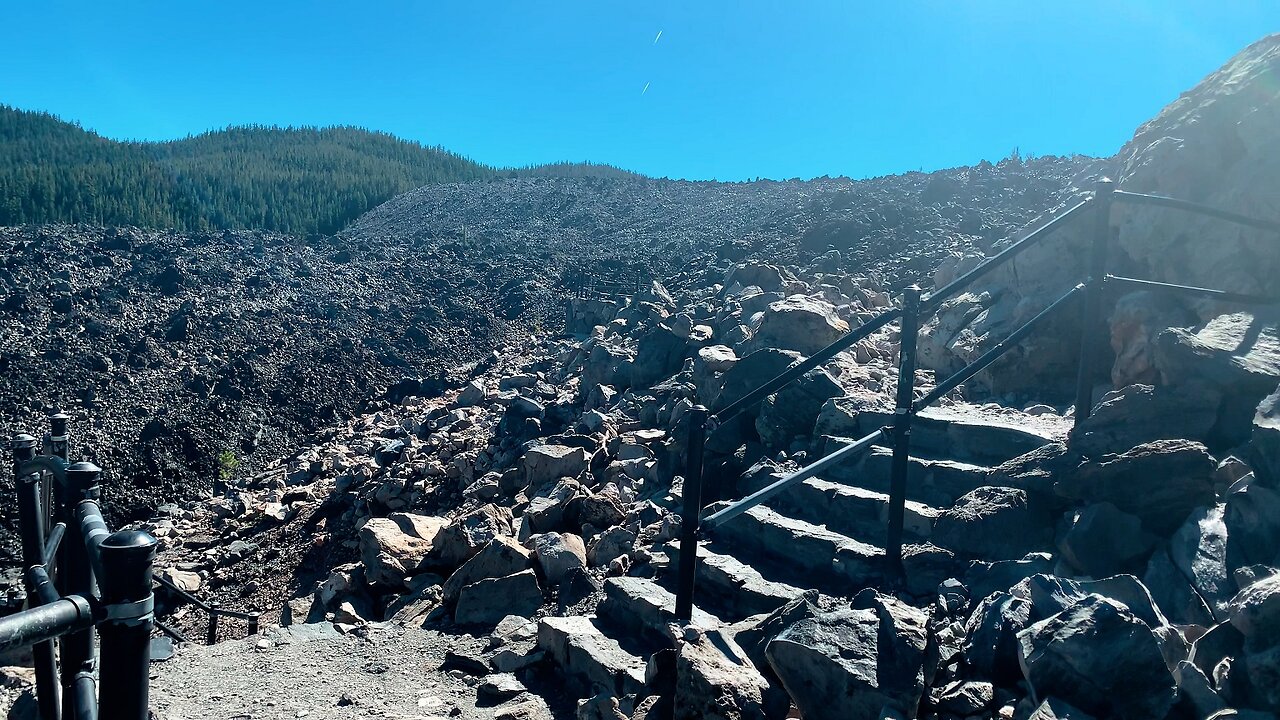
[149,623,567,720]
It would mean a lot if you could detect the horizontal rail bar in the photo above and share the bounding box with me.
[43,522,65,565]
[714,309,902,423]
[154,618,189,644]
[1113,191,1280,234]
[921,198,1093,316]
[915,283,1086,409]
[16,456,68,487]
[1105,275,1280,306]
[702,428,886,530]
[0,595,94,653]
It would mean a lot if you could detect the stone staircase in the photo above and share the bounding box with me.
[536,404,1066,707]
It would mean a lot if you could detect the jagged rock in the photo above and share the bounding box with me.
[755,367,842,449]
[523,478,588,536]
[358,514,446,588]
[523,445,589,489]
[725,262,795,294]
[934,680,994,716]
[932,486,1050,561]
[1021,697,1095,719]
[1068,382,1222,457]
[1225,477,1280,571]
[430,504,516,571]
[767,603,926,720]
[477,672,526,703]
[598,577,719,646]
[1017,595,1176,719]
[566,493,625,531]
[457,379,488,407]
[987,442,1083,499]
[964,554,1054,605]
[963,591,1032,685]
[530,532,588,587]
[1155,312,1280,397]
[1109,290,1197,388]
[587,526,637,567]
[1251,386,1280,487]
[1023,573,1168,630]
[748,295,849,356]
[1144,544,1216,627]
[713,348,802,415]
[1170,504,1233,620]
[159,567,202,593]
[632,323,687,388]
[1230,574,1280,649]
[442,536,532,603]
[537,616,646,698]
[455,570,543,626]
[1058,502,1157,577]
[1055,439,1216,535]
[732,594,820,675]
[1175,660,1228,719]
[675,628,781,720]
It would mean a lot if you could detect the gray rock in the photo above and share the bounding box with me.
[442,536,532,603]
[1250,386,1280,488]
[932,486,1051,561]
[675,628,781,720]
[767,602,926,720]
[1023,573,1169,630]
[964,553,1055,603]
[748,295,849,356]
[455,570,542,626]
[522,445,589,489]
[1170,504,1233,620]
[1226,477,1280,571]
[477,673,526,703]
[934,680,994,716]
[1144,545,1216,626]
[359,514,446,588]
[754,367,842,449]
[1155,312,1280,397]
[1022,697,1096,719]
[430,504,515,571]
[537,615,646,698]
[963,591,1032,685]
[1058,502,1157,577]
[1017,595,1176,719]
[1055,439,1216,535]
[531,532,588,587]
[632,323,687,388]
[1068,382,1221,457]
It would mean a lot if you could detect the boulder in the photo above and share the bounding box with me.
[531,532,588,587]
[537,615,646,698]
[442,536,532,603]
[754,367,842,449]
[1251,385,1280,488]
[1055,439,1216,535]
[724,262,795,294]
[1058,502,1157,578]
[1170,504,1233,620]
[1229,574,1280,650]
[523,445,589,489]
[963,591,1033,685]
[932,486,1051,561]
[1017,595,1176,719]
[1144,544,1217,627]
[767,601,926,720]
[632,324,688,388]
[455,570,543,626]
[1068,382,1221,457]
[1225,477,1280,571]
[358,514,446,588]
[934,680,994,716]
[675,629,782,720]
[429,504,515,571]
[1108,290,1197,388]
[749,295,849,356]
[1023,573,1169,630]
[713,348,802,415]
[1155,312,1280,397]
[987,443,1083,500]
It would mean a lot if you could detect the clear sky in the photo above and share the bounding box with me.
[1,2,1276,180]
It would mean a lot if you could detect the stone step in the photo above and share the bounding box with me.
[596,576,721,649]
[822,402,1062,467]
[654,541,805,622]
[743,474,938,543]
[825,445,991,507]
[536,615,647,699]
[705,504,883,595]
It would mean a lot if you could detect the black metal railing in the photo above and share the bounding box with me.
[673,178,1280,621]
[5,415,157,720]
[153,573,260,645]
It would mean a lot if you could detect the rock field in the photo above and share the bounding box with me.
[1,30,1278,720]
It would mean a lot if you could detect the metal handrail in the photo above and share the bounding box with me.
[1113,190,1280,234]
[1105,274,1280,306]
[154,573,261,641]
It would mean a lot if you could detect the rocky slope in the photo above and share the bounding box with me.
[0,154,1097,569]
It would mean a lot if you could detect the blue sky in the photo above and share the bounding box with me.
[1,2,1276,180]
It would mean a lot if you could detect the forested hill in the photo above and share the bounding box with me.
[0,105,638,235]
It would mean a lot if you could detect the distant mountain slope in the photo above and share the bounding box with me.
[0,105,638,235]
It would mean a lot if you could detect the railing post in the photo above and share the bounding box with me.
[12,434,60,720]
[60,462,101,720]
[886,285,921,583]
[247,612,261,637]
[1073,178,1115,426]
[674,405,708,623]
[97,530,157,720]
[45,413,69,547]
[207,606,220,645]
